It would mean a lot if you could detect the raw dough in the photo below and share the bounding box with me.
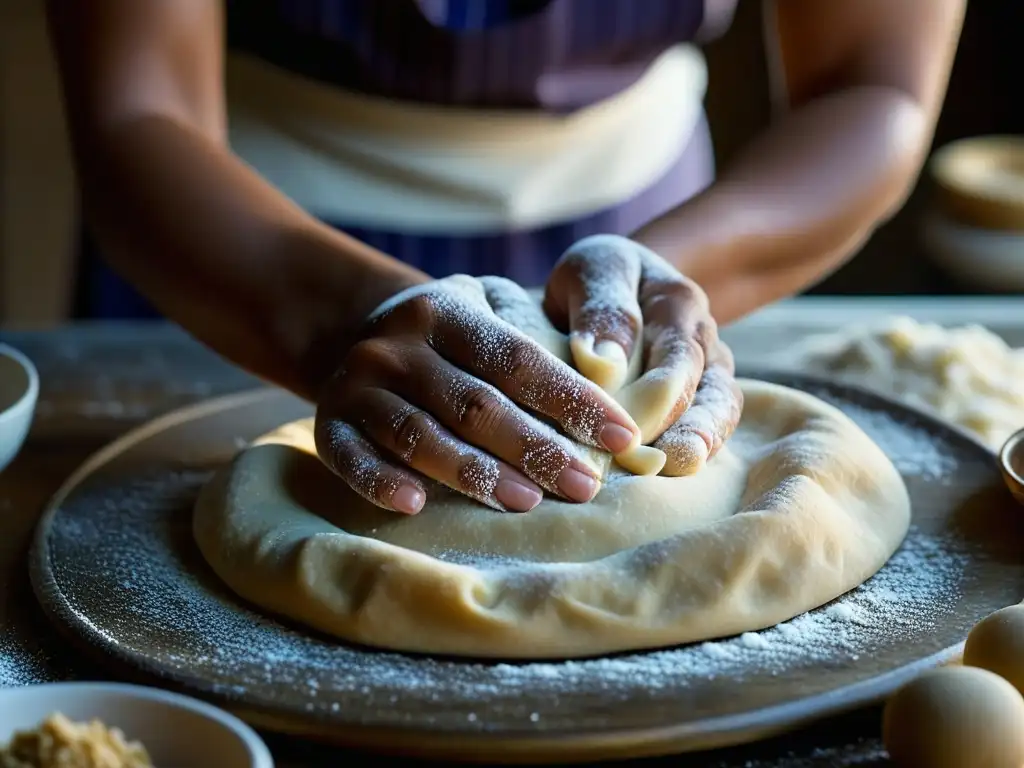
[963,604,1024,696]
[882,666,1024,768]
[194,278,911,659]
[790,316,1024,451]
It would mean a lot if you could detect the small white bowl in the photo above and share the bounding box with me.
[921,211,1024,292]
[0,342,38,472]
[0,682,274,768]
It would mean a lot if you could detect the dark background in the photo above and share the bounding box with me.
[704,0,1024,298]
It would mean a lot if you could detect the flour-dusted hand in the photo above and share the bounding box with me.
[544,234,743,475]
[314,275,641,514]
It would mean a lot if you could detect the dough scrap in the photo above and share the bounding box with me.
[194,278,911,659]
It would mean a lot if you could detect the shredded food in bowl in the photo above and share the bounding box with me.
[0,713,152,768]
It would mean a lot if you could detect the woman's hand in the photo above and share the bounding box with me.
[314,275,642,515]
[544,235,743,476]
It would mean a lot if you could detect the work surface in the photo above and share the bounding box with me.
[2,296,1023,767]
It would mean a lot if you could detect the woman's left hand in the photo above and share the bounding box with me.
[544,234,743,475]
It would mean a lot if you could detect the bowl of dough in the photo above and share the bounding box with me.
[784,314,1024,454]
[0,682,274,768]
[923,135,1024,292]
[0,342,38,473]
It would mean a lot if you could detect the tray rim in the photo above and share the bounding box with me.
[26,372,1005,763]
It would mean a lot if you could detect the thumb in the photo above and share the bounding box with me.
[545,235,643,393]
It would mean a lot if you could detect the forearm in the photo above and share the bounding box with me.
[73,115,427,400]
[634,85,931,323]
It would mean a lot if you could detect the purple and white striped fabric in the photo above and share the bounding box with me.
[229,0,713,109]
[85,1,735,317]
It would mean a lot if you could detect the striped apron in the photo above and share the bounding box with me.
[78,0,736,318]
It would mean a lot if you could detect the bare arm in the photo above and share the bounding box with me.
[49,1,651,513]
[47,0,426,400]
[634,0,966,323]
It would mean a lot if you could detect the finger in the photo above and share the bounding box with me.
[313,417,428,515]
[613,282,710,446]
[352,387,547,512]
[654,342,744,476]
[631,252,720,437]
[426,283,640,454]
[543,235,643,392]
[391,344,602,503]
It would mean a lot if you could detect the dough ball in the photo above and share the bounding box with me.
[882,666,1024,768]
[964,604,1024,695]
[194,277,912,659]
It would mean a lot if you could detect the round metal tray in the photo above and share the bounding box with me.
[28,372,1024,763]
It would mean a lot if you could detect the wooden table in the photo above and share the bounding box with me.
[3,297,1023,767]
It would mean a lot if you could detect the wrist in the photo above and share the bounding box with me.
[282,224,429,401]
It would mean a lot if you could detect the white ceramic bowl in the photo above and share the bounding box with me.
[0,683,274,768]
[921,211,1024,292]
[0,342,38,472]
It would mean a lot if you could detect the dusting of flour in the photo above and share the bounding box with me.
[10,376,972,752]
[42,465,968,731]
[0,638,49,688]
[806,387,959,482]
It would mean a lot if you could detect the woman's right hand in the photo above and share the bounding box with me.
[314,276,642,515]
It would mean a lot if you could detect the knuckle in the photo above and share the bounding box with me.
[582,305,640,342]
[399,293,439,330]
[556,246,590,272]
[345,338,405,380]
[667,279,701,306]
[457,455,500,497]
[458,384,509,435]
[646,277,708,315]
[372,291,439,335]
[390,407,432,460]
[559,236,635,279]
[313,417,354,471]
[693,320,716,350]
[505,340,541,386]
[345,338,382,370]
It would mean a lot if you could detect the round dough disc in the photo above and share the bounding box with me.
[194,377,911,659]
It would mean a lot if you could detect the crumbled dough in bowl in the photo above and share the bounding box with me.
[0,713,152,768]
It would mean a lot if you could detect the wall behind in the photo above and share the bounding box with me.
[1,0,76,327]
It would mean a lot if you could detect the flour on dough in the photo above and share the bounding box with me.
[194,277,911,659]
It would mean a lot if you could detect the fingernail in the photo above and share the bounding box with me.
[393,484,425,515]
[495,478,543,512]
[595,339,627,365]
[600,422,636,453]
[557,467,600,502]
[571,331,595,354]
